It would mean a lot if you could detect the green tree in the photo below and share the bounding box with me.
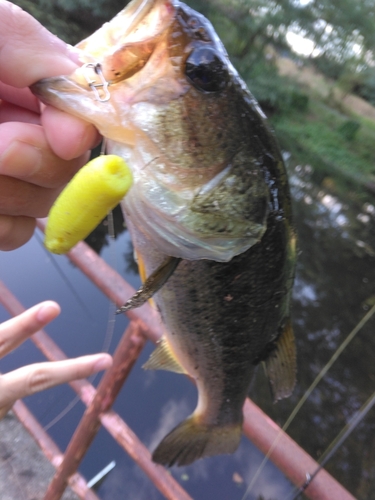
[11,0,375,105]
[11,0,132,44]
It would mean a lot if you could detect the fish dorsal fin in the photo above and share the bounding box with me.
[264,318,296,402]
[143,337,187,374]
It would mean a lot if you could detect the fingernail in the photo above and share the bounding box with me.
[47,36,80,72]
[66,45,85,66]
[92,355,112,372]
[36,302,60,323]
[0,141,42,178]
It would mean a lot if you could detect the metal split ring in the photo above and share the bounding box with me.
[82,62,111,102]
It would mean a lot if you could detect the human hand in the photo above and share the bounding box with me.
[0,301,112,419]
[0,1,100,251]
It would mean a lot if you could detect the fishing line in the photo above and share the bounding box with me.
[42,368,104,432]
[36,246,103,423]
[27,141,118,434]
[31,231,101,430]
[287,388,375,500]
[98,138,118,356]
[35,231,95,323]
[41,141,119,432]
[43,394,82,432]
[242,302,375,500]
[99,210,117,355]
[124,0,150,35]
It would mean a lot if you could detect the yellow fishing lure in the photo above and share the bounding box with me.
[45,155,132,254]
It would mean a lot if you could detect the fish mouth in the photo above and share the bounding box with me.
[74,0,176,83]
[31,0,178,143]
[32,0,177,93]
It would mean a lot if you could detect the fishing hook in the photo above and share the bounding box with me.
[82,62,111,102]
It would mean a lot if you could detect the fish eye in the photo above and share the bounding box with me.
[185,46,228,93]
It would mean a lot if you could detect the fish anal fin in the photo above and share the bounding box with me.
[143,337,187,374]
[152,415,242,467]
[264,318,296,402]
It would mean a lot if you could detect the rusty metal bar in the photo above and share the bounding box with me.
[6,224,356,499]
[44,321,191,500]
[36,220,355,499]
[43,322,141,500]
[0,281,192,500]
[36,219,163,343]
[243,399,355,500]
[37,224,355,500]
[49,317,191,500]
[12,400,100,500]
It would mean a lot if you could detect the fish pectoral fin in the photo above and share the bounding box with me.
[116,256,181,313]
[142,337,187,374]
[264,318,296,402]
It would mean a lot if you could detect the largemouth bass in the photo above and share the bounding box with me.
[32,0,297,467]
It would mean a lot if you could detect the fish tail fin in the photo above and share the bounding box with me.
[152,415,242,467]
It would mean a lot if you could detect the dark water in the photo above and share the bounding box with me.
[1,159,375,499]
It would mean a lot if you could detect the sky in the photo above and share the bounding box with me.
[286,31,320,57]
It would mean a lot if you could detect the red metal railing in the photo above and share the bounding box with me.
[0,219,356,500]
[0,280,191,500]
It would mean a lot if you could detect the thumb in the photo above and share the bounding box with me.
[0,1,79,87]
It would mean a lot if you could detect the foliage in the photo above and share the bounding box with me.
[41,0,126,18]
[272,99,375,196]
[10,0,85,43]
[338,120,361,141]
[10,0,375,199]
[12,0,375,95]
[11,0,132,44]
[313,54,347,80]
[290,90,309,113]
[353,68,375,107]
[202,0,375,73]
[244,60,309,116]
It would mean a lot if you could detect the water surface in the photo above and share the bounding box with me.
[1,160,375,499]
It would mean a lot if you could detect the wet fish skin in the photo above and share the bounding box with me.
[136,148,295,467]
[31,0,297,467]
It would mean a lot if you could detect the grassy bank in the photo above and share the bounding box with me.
[248,61,375,204]
[272,99,375,199]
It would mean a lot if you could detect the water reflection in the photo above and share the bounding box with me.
[98,159,375,498]
[1,158,375,498]
[251,160,375,499]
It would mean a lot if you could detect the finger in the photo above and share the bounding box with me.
[0,100,41,125]
[0,82,40,113]
[0,354,113,409]
[0,301,60,357]
[0,122,90,188]
[42,106,101,160]
[0,176,61,218]
[0,403,13,420]
[0,2,79,87]
[0,215,35,251]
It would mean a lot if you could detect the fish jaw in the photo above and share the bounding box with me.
[32,75,137,145]
[76,0,177,72]
[31,0,182,145]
